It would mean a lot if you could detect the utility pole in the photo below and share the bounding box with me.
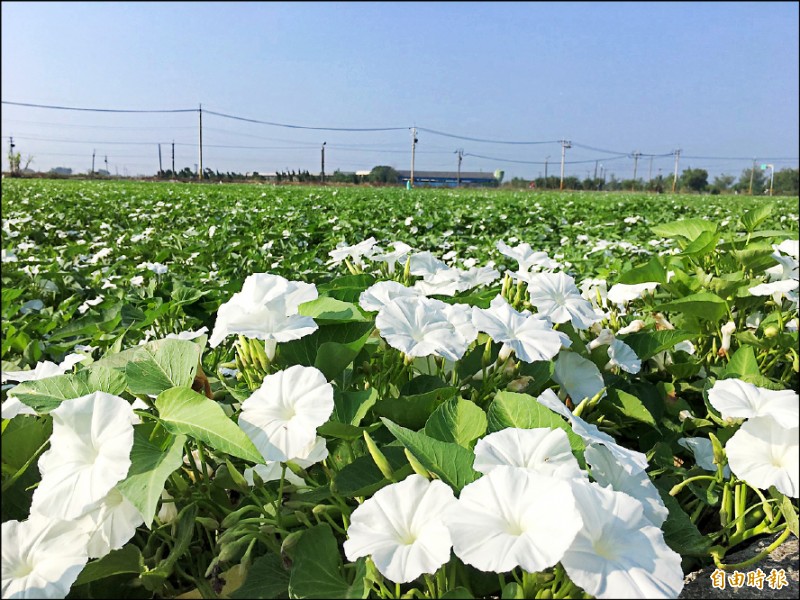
[631,151,641,191]
[671,148,681,193]
[410,128,418,187]
[171,141,175,175]
[198,104,203,181]
[456,148,463,187]
[104,155,108,173]
[648,156,653,182]
[158,144,163,174]
[544,156,550,188]
[749,159,755,195]
[8,137,15,174]
[593,159,598,181]
[91,149,96,176]
[559,140,571,191]
[321,142,326,184]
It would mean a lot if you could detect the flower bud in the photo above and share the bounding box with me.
[718,321,736,357]
[363,431,395,482]
[404,448,431,479]
[763,325,779,338]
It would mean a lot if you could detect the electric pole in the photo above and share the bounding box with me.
[91,149,96,176]
[321,142,326,184]
[671,149,681,193]
[631,151,641,191]
[456,149,463,187]
[559,140,571,191]
[749,159,755,195]
[593,159,598,180]
[198,104,203,181]
[410,128,418,187]
[8,137,15,174]
[544,156,550,188]
[648,156,653,182]
[104,155,108,173]
[172,141,175,175]
[158,144,163,174]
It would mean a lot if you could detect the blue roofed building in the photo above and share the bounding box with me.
[396,170,500,188]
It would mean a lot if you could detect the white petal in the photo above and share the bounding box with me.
[726,418,799,497]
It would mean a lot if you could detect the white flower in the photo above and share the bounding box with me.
[455,265,500,290]
[141,262,168,275]
[606,339,641,374]
[408,251,449,278]
[525,272,599,330]
[617,319,645,335]
[444,467,583,573]
[30,392,135,520]
[748,279,799,302]
[606,282,659,307]
[1,516,89,599]
[581,277,609,309]
[79,488,145,559]
[561,479,684,599]
[328,237,379,267]
[677,437,731,477]
[238,365,334,462]
[584,445,668,527]
[472,296,570,363]
[157,490,178,524]
[719,321,736,356]
[130,275,145,286]
[370,241,413,274]
[443,302,479,346]
[552,351,606,403]
[243,462,306,487]
[413,268,464,296]
[496,241,560,274]
[473,427,584,481]
[208,225,217,238]
[165,326,209,341]
[376,296,469,361]
[209,273,318,349]
[537,390,648,474]
[77,296,104,314]
[359,281,424,313]
[726,417,799,497]
[344,475,456,583]
[707,378,798,428]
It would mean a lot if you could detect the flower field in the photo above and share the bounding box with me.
[1,178,798,599]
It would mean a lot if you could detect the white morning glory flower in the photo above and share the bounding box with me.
[1,516,89,599]
[525,272,599,330]
[472,296,570,363]
[606,338,642,374]
[726,417,798,498]
[165,326,209,341]
[444,467,582,573]
[707,378,798,429]
[79,488,145,559]
[606,282,659,307]
[376,296,470,361]
[408,251,450,278]
[584,445,668,527]
[747,279,798,301]
[239,365,334,463]
[359,281,425,313]
[473,427,585,481]
[344,475,456,583]
[552,351,606,403]
[677,437,731,477]
[561,479,684,599]
[328,237,379,267]
[369,241,413,274]
[496,241,560,275]
[30,392,135,520]
[209,273,318,350]
[413,267,464,296]
[537,390,648,475]
[455,265,500,290]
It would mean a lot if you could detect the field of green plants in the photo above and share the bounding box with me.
[1,178,798,599]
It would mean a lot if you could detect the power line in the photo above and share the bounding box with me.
[2,100,196,113]
[463,151,629,165]
[1,118,196,131]
[203,109,408,132]
[417,127,560,145]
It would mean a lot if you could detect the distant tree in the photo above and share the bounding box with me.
[733,167,766,194]
[48,166,73,176]
[679,168,708,193]
[711,173,736,193]
[772,168,799,196]
[368,166,400,184]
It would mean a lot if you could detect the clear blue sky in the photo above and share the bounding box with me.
[2,1,798,181]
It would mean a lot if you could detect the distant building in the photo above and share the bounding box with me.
[396,170,498,187]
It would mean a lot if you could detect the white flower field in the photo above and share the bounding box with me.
[1,178,798,599]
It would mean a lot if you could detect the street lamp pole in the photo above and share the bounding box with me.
[761,163,775,196]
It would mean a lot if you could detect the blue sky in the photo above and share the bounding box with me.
[2,1,798,180]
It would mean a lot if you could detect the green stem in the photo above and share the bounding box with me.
[669,474,717,496]
[713,525,791,570]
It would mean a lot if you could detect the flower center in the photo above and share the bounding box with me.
[397,531,417,545]
[592,538,620,560]
[11,559,35,579]
[504,519,526,536]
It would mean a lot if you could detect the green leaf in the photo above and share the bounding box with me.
[424,398,487,447]
[441,588,475,599]
[657,486,712,557]
[332,446,413,497]
[619,330,696,361]
[317,274,376,303]
[375,375,458,430]
[230,553,290,599]
[170,285,207,306]
[381,418,480,492]
[723,346,760,379]
[298,297,368,323]
[317,421,378,441]
[679,230,719,259]
[740,203,774,233]
[125,338,199,396]
[8,365,127,414]
[651,219,717,242]
[156,387,264,463]
[516,360,555,396]
[331,388,378,426]
[617,257,668,285]
[605,389,658,429]
[486,391,585,465]
[74,545,144,586]
[116,425,186,527]
[278,322,373,377]
[1,414,52,471]
[288,524,369,599]
[658,292,729,322]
